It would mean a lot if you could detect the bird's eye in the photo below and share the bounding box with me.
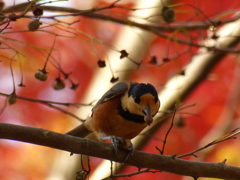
[134,97,140,104]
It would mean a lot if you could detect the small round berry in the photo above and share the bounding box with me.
[35,70,48,81]
[53,78,65,90]
[28,20,41,31]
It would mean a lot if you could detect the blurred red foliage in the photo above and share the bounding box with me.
[1,0,240,179]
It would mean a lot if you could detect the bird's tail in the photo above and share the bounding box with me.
[66,123,92,138]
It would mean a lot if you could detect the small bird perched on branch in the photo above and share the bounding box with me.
[66,81,160,156]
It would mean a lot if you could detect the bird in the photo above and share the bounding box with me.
[66,81,160,154]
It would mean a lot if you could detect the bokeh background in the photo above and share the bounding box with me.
[1,0,240,179]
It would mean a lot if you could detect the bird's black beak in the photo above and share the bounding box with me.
[142,105,153,125]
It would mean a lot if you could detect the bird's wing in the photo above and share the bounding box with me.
[65,122,92,137]
[91,81,131,113]
[66,82,134,138]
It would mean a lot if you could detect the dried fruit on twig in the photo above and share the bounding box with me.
[162,7,175,23]
[76,170,88,180]
[53,78,65,90]
[110,76,119,83]
[149,56,157,64]
[120,50,129,59]
[35,70,48,81]
[28,20,41,31]
[97,60,106,68]
[33,7,43,17]
[70,82,79,90]
[8,93,17,105]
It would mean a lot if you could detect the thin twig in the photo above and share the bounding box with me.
[158,106,177,155]
[177,128,240,158]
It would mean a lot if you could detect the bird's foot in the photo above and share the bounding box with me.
[102,136,133,161]
[110,136,132,152]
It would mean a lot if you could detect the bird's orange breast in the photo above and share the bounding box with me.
[86,96,147,140]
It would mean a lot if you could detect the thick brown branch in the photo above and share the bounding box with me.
[0,122,240,179]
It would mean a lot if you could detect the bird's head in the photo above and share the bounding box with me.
[122,83,160,125]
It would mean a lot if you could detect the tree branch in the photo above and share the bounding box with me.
[0,122,240,179]
[3,2,240,33]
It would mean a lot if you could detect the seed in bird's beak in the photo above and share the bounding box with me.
[142,106,153,125]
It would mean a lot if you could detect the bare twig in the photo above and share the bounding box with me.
[4,2,240,32]
[157,106,177,155]
[177,128,240,158]
[0,92,91,107]
[0,92,95,121]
